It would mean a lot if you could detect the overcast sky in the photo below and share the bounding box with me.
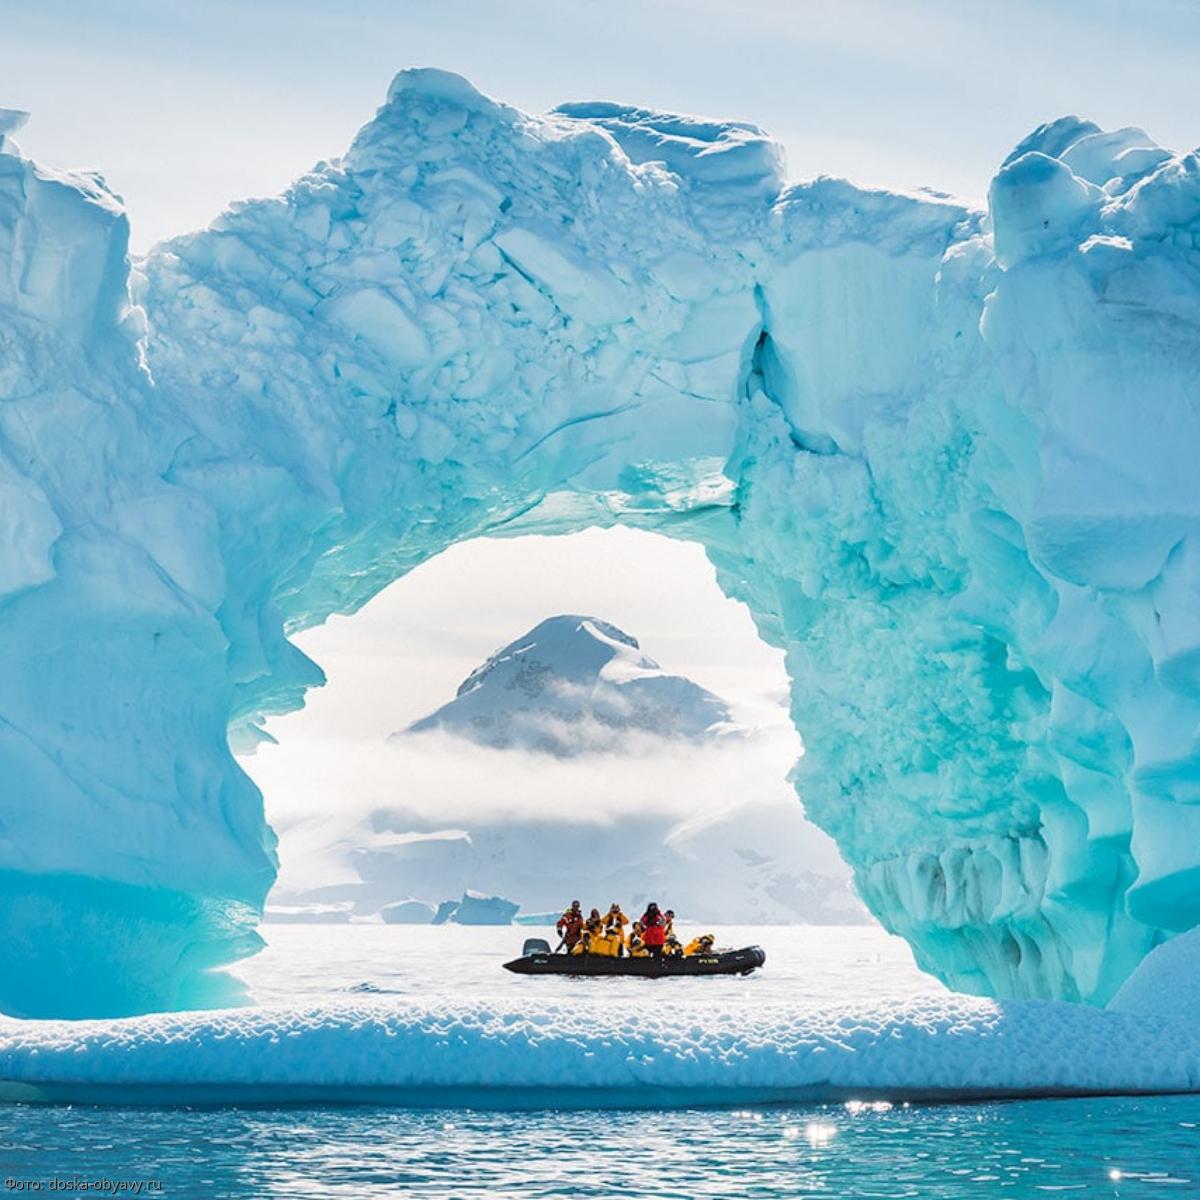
[4,0,1198,251]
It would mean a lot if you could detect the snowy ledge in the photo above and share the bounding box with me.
[2,992,1198,1108]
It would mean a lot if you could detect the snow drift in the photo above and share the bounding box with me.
[2,76,1200,1015]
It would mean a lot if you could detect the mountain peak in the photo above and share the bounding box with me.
[399,614,741,756]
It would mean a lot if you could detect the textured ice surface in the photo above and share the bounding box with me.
[1108,925,1200,1028]
[2,70,1200,1014]
[2,993,1199,1107]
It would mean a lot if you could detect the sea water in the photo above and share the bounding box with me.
[2,926,1197,1198]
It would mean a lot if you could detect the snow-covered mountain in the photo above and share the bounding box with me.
[266,614,864,926]
[398,615,743,755]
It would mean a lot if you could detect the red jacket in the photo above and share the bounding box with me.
[557,910,583,944]
[640,910,666,946]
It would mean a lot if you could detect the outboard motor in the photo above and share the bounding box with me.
[522,937,552,957]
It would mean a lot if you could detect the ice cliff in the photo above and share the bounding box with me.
[2,74,1200,1015]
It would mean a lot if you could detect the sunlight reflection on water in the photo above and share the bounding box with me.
[1,1095,1198,1198]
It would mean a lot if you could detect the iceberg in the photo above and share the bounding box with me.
[379,899,436,925]
[427,892,518,925]
[1107,924,1200,1028]
[2,71,1200,1014]
[448,891,520,926]
[514,911,561,927]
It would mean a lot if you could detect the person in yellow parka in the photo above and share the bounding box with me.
[574,911,607,955]
[662,933,683,958]
[604,903,629,933]
[589,926,621,957]
[628,921,650,957]
[683,933,715,957]
[603,903,629,955]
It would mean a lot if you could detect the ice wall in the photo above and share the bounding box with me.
[1,78,1198,1015]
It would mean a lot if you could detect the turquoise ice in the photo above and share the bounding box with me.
[1,74,1199,1015]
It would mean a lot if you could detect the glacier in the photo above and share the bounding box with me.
[2,71,1200,1016]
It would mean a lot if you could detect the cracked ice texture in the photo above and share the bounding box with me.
[1,76,1199,1016]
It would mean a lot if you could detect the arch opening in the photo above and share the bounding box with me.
[243,527,860,936]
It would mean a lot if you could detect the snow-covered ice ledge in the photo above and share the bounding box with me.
[3,69,1200,1015]
[3,933,1195,1107]
[2,992,1198,1108]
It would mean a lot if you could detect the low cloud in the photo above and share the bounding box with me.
[245,723,848,886]
[251,724,802,830]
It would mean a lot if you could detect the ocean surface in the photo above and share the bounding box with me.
[3,924,1198,1198]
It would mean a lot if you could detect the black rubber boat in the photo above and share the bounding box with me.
[503,937,766,977]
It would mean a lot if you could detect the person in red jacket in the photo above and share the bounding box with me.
[556,900,584,952]
[640,902,667,957]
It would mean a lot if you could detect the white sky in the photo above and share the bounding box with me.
[4,0,1198,251]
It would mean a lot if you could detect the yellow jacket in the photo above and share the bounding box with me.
[683,936,714,957]
[628,935,649,958]
[590,930,621,957]
[604,909,629,935]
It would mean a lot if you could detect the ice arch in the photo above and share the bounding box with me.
[2,75,1199,1017]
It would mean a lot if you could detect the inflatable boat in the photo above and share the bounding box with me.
[503,937,766,977]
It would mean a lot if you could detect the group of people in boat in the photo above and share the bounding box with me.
[555,900,715,959]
